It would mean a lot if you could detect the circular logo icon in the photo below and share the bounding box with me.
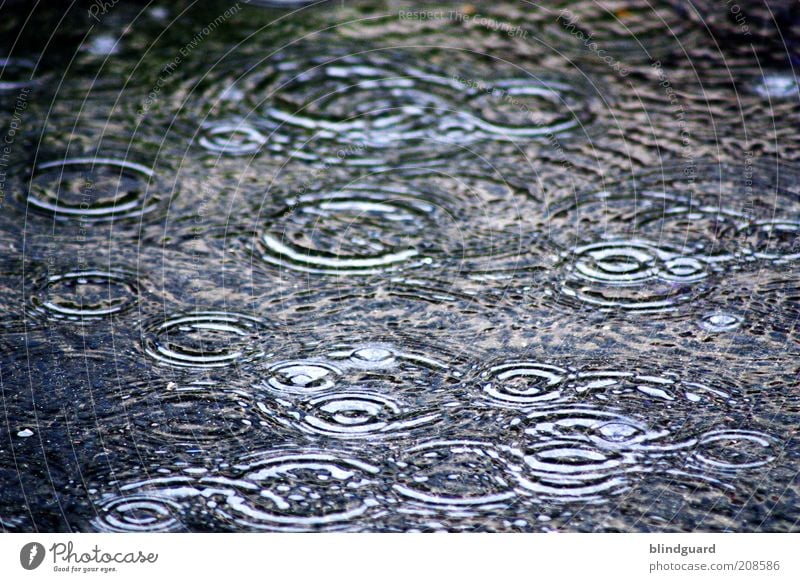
[20,542,46,570]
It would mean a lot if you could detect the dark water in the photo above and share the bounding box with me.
[1,0,799,532]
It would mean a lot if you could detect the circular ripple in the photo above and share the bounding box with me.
[214,451,382,531]
[262,54,460,162]
[557,240,709,313]
[196,120,267,155]
[29,269,139,323]
[260,360,342,394]
[132,380,255,446]
[0,57,37,91]
[458,76,595,141]
[23,157,159,222]
[572,370,736,409]
[740,219,800,261]
[393,440,517,512]
[520,406,672,451]
[691,429,779,473]
[478,362,568,406]
[92,494,184,532]
[142,312,265,368]
[258,189,439,275]
[510,440,634,502]
[546,181,752,255]
[259,391,440,439]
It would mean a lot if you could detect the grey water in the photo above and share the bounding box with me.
[0,0,799,532]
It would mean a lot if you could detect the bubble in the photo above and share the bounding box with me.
[754,73,800,99]
[261,361,342,393]
[29,269,139,323]
[142,312,265,368]
[691,429,779,473]
[213,451,382,531]
[92,494,184,532]
[23,157,160,222]
[393,440,517,513]
[699,312,743,332]
[196,121,267,155]
[478,362,567,406]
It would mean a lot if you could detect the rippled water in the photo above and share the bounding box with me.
[1,0,799,532]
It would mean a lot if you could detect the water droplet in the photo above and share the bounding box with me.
[459,77,594,140]
[130,380,255,447]
[754,73,799,99]
[0,57,37,91]
[699,312,742,332]
[258,190,437,275]
[143,312,265,368]
[259,391,440,439]
[521,406,667,450]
